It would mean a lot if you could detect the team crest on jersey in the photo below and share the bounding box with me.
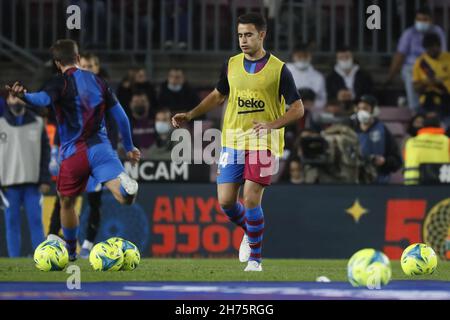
[370,130,381,143]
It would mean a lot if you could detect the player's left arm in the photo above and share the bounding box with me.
[253,65,304,133]
[101,78,141,165]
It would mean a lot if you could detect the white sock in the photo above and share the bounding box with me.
[82,240,94,250]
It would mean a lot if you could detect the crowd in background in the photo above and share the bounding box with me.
[1,7,450,187]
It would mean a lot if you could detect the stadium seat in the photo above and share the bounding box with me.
[385,122,406,138]
[378,107,412,123]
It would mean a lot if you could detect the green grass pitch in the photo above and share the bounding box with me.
[0,258,449,282]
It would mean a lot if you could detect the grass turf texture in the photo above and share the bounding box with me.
[0,258,449,282]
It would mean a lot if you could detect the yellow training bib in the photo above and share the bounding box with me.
[222,53,285,157]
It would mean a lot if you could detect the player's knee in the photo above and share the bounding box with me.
[218,198,236,210]
[59,196,76,210]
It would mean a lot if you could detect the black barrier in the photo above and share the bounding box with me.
[1,184,449,259]
[124,161,211,182]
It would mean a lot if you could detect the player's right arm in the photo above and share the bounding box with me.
[172,88,226,128]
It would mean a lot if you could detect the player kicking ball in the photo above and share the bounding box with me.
[6,39,140,261]
[172,13,304,271]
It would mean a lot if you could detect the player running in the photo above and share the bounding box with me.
[172,13,304,271]
[5,39,140,261]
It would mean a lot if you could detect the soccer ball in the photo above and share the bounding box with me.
[347,248,392,288]
[89,241,124,271]
[106,237,141,271]
[401,243,438,275]
[33,240,69,271]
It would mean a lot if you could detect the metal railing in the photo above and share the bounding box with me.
[0,0,449,58]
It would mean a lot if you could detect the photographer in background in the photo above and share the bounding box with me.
[353,95,402,184]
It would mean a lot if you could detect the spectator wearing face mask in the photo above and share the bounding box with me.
[158,68,200,113]
[285,45,326,109]
[326,47,373,104]
[146,108,175,161]
[353,95,402,184]
[128,92,156,157]
[385,6,447,112]
[0,93,51,257]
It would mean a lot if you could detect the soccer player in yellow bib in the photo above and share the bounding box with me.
[172,13,304,271]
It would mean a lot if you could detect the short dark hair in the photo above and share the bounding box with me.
[416,6,432,17]
[50,39,79,65]
[424,116,441,128]
[237,12,267,31]
[336,45,352,53]
[423,32,441,49]
[292,43,311,55]
[80,52,100,65]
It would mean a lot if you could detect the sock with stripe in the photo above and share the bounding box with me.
[62,226,78,257]
[245,206,264,263]
[221,202,247,233]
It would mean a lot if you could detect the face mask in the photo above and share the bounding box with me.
[415,21,431,32]
[337,58,354,71]
[10,104,25,115]
[357,110,372,124]
[168,83,182,92]
[294,60,311,71]
[155,121,171,134]
[133,105,147,117]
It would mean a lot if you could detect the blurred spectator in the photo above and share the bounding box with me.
[128,92,156,157]
[0,94,50,257]
[79,52,110,80]
[116,68,138,117]
[285,45,327,109]
[146,109,175,160]
[288,158,303,184]
[158,68,200,113]
[404,116,450,185]
[326,47,373,105]
[386,6,447,112]
[132,68,159,115]
[412,32,450,124]
[353,95,402,184]
[407,114,425,137]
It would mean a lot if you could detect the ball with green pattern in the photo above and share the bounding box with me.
[33,239,69,271]
[106,237,141,271]
[347,248,392,287]
[401,243,438,275]
[89,241,124,271]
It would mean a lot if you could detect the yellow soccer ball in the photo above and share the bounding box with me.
[89,241,124,271]
[347,248,392,288]
[107,237,140,271]
[401,243,438,275]
[33,240,69,271]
